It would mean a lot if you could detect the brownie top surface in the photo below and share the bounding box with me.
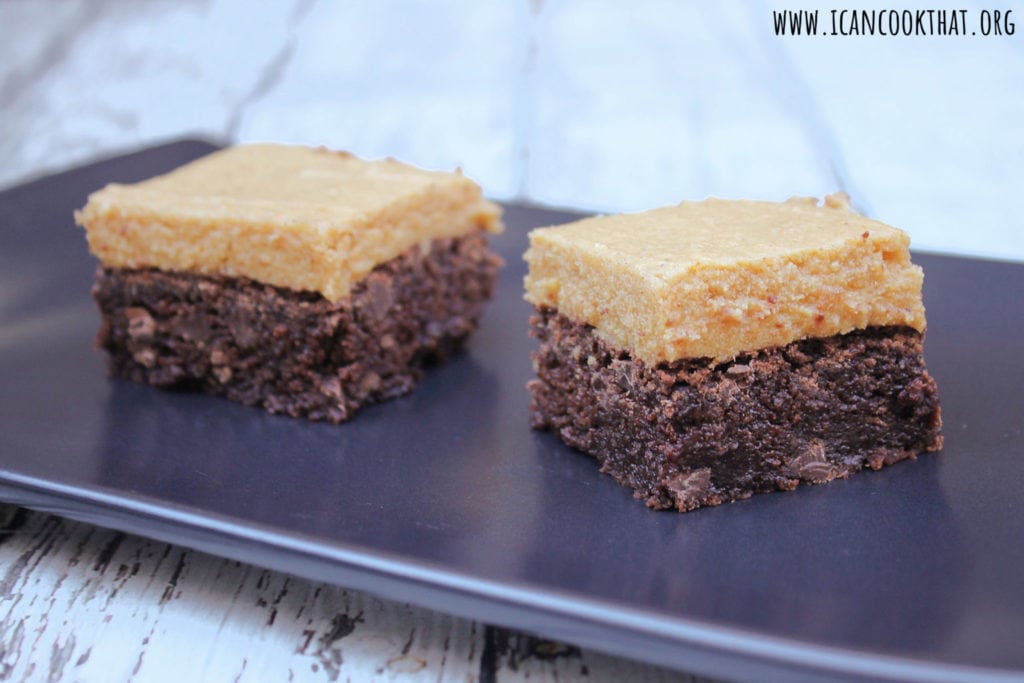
[524,195,927,364]
[76,144,503,301]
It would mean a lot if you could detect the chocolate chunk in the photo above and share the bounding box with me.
[123,307,155,340]
[665,468,712,511]
[784,440,834,483]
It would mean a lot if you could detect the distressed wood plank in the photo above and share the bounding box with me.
[0,505,711,682]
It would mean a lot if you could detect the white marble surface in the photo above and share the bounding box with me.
[2,0,1022,261]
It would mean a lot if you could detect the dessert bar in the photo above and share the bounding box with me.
[524,195,942,511]
[77,144,503,422]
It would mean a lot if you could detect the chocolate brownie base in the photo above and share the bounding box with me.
[528,308,943,512]
[93,233,501,423]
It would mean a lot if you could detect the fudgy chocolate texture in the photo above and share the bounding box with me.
[93,233,500,423]
[528,307,943,512]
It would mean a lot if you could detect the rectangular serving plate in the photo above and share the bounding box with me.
[2,141,1023,682]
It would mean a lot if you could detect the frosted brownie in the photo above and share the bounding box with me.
[76,144,503,422]
[524,194,942,512]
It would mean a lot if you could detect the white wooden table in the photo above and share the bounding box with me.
[0,504,710,681]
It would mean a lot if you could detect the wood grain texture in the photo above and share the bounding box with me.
[0,504,712,682]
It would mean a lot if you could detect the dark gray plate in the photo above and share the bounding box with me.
[2,141,1022,683]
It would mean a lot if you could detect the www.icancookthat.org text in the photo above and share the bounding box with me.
[773,8,1015,36]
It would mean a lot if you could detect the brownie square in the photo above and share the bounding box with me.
[524,195,941,511]
[77,144,503,421]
